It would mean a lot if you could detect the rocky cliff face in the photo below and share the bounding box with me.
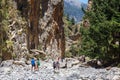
[39,0,65,58]
[14,0,65,59]
[87,0,92,11]
[0,0,28,60]
[83,0,92,28]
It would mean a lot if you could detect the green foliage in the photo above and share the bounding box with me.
[65,51,72,58]
[6,40,13,48]
[0,0,14,60]
[70,45,80,57]
[80,0,120,61]
[12,52,16,58]
[63,15,74,37]
[71,18,75,25]
[66,14,70,21]
[0,0,9,53]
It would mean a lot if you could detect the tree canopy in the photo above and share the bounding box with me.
[80,0,120,62]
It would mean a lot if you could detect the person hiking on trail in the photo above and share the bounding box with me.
[61,57,64,62]
[31,58,35,71]
[56,60,60,70]
[56,58,60,70]
[34,59,39,71]
[65,59,67,69]
[53,61,56,70]
[37,59,40,70]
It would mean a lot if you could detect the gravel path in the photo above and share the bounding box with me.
[0,60,120,80]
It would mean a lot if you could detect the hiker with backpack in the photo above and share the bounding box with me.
[53,60,56,70]
[53,57,60,70]
[37,58,40,70]
[56,60,60,70]
[31,58,35,71]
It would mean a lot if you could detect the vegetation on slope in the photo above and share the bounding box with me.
[80,0,120,65]
[0,0,27,60]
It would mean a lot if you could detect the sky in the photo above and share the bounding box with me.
[79,0,88,4]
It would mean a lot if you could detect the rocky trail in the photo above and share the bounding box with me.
[0,59,120,80]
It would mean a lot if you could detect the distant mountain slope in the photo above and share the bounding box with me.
[64,0,87,23]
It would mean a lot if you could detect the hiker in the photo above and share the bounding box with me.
[81,55,85,62]
[61,57,64,62]
[53,61,56,70]
[65,59,67,69]
[34,59,39,71]
[56,59,60,70]
[79,55,85,63]
[37,59,40,70]
[31,58,35,71]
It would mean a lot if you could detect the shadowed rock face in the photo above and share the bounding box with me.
[29,0,40,49]
[39,0,65,58]
[15,0,65,58]
[14,0,29,18]
[41,0,49,17]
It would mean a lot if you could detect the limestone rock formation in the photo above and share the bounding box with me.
[39,0,65,59]
[14,0,65,59]
[0,0,28,60]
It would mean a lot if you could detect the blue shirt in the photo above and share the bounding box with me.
[31,59,35,65]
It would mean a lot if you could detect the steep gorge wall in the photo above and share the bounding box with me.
[14,0,65,59]
[0,0,28,60]
[39,0,65,58]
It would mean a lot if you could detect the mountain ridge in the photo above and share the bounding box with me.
[64,0,87,23]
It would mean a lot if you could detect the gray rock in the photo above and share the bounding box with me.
[0,67,12,74]
[0,60,120,80]
[0,60,13,67]
[112,75,120,80]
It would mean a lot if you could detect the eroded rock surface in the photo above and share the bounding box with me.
[39,0,65,58]
[15,0,65,59]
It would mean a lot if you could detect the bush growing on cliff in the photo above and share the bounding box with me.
[0,0,9,55]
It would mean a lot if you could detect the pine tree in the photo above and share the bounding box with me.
[80,0,120,62]
[71,17,75,25]
[66,14,70,21]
